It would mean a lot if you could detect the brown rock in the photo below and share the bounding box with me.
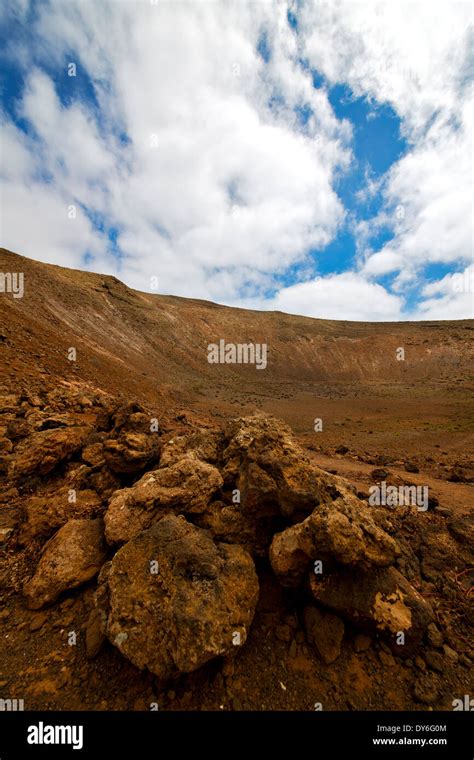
[222,414,345,521]
[310,566,433,652]
[23,519,107,609]
[85,607,106,659]
[413,674,440,705]
[269,495,399,587]
[20,488,102,543]
[159,429,223,468]
[103,432,160,474]
[81,443,106,468]
[304,606,344,664]
[103,514,259,680]
[353,633,371,652]
[9,426,91,479]
[104,458,223,544]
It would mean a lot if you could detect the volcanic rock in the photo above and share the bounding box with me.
[23,518,107,609]
[102,514,259,680]
[269,495,399,587]
[310,566,433,652]
[104,458,223,544]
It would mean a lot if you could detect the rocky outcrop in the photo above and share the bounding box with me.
[23,518,107,609]
[100,515,259,680]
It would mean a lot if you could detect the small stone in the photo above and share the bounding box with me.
[371,468,389,480]
[414,656,426,671]
[435,507,452,517]
[425,649,444,673]
[427,623,443,649]
[378,650,395,667]
[443,645,458,663]
[414,674,440,705]
[353,634,371,652]
[276,624,292,642]
[405,462,419,473]
[29,612,48,631]
[85,608,105,659]
[304,606,344,664]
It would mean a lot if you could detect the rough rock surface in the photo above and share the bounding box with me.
[19,487,102,543]
[304,605,345,664]
[159,429,224,468]
[104,458,223,543]
[222,414,338,521]
[9,426,91,479]
[23,518,107,609]
[103,432,160,474]
[101,514,259,679]
[310,566,433,652]
[269,495,399,586]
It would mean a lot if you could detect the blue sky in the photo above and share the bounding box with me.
[0,0,472,321]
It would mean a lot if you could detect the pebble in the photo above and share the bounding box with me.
[425,649,444,673]
[414,675,439,705]
[353,634,371,652]
[29,612,48,631]
[414,656,427,672]
[443,645,458,664]
[378,650,395,667]
[427,623,443,649]
[276,624,292,642]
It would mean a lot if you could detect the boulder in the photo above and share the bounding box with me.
[103,432,159,474]
[9,426,91,479]
[159,429,224,468]
[23,518,107,609]
[310,566,433,652]
[102,514,259,680]
[19,488,102,543]
[269,495,399,587]
[222,414,330,520]
[104,458,223,544]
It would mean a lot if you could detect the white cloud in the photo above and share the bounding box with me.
[1,0,472,320]
[264,272,403,321]
[300,0,473,317]
[416,264,474,320]
[1,0,349,303]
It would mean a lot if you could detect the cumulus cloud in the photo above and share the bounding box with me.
[1,0,349,302]
[299,0,473,315]
[0,0,472,320]
[416,264,474,320]
[264,272,403,321]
